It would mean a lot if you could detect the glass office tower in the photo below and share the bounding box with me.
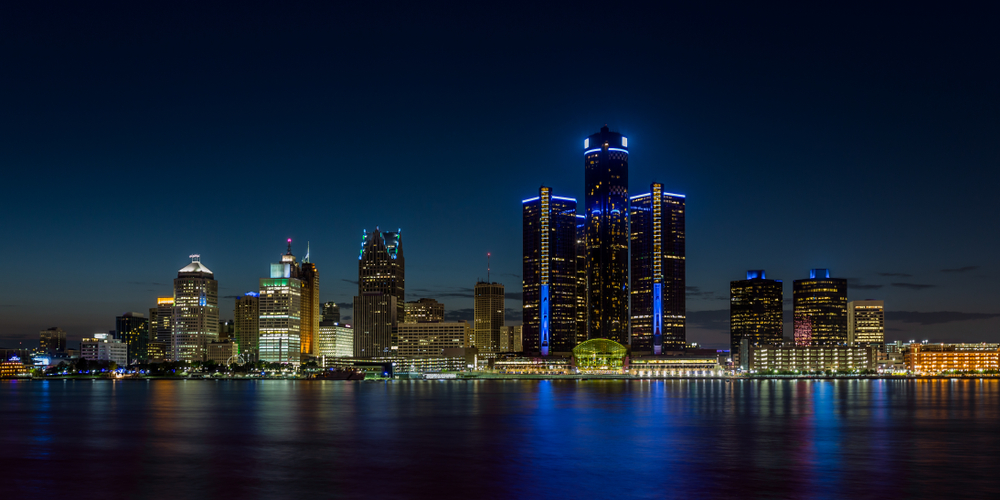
[353,228,405,358]
[793,269,848,346]
[730,270,784,366]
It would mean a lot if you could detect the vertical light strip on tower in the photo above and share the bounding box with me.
[652,183,663,355]
[540,187,551,356]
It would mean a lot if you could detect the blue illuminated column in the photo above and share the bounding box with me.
[653,283,662,355]
[540,188,551,356]
[652,183,663,355]
[540,284,550,356]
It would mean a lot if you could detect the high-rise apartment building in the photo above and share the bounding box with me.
[321,302,341,323]
[793,269,848,346]
[153,297,173,344]
[39,327,67,354]
[584,125,630,344]
[404,298,445,323]
[299,247,320,355]
[848,300,885,351]
[234,292,260,361]
[522,187,579,355]
[474,281,505,355]
[730,270,784,367]
[630,183,686,353]
[116,312,149,365]
[259,243,302,365]
[354,228,405,358]
[397,321,469,357]
[172,255,219,362]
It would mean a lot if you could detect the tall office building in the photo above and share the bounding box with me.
[474,281,505,355]
[259,243,302,365]
[630,183,686,353]
[39,327,67,354]
[354,228,405,358]
[575,215,588,346]
[584,125,630,344]
[522,187,579,355]
[299,245,320,355]
[172,255,219,362]
[321,302,341,323]
[793,269,848,346]
[404,298,445,323]
[234,292,260,361]
[397,321,469,357]
[730,270,784,366]
[116,312,149,365]
[153,298,173,344]
[848,300,885,351]
[501,325,523,352]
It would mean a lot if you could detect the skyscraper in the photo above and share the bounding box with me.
[116,312,149,365]
[321,302,341,323]
[630,183,686,353]
[299,245,320,355]
[404,298,445,323]
[39,327,67,354]
[793,269,848,346]
[575,214,588,346]
[730,270,784,366]
[354,228,405,358]
[474,281,505,355]
[259,242,302,365]
[522,187,579,355]
[585,125,629,344]
[172,255,219,362]
[234,292,260,362]
[153,297,173,344]
[848,300,885,351]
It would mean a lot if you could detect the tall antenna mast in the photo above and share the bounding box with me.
[487,252,491,283]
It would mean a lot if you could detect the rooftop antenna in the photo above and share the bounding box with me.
[286,238,292,255]
[487,252,491,283]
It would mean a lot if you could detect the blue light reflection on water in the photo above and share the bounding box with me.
[2,379,1000,499]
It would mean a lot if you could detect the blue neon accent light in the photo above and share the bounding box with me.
[747,270,765,280]
[575,214,585,219]
[540,284,550,356]
[810,269,831,279]
[608,147,629,154]
[522,196,540,204]
[663,192,686,198]
[244,291,260,297]
[653,283,662,355]
[552,196,577,202]
[630,193,651,200]
[583,148,601,155]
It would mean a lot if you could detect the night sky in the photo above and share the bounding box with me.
[2,2,998,348]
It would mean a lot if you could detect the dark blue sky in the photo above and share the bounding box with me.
[2,2,998,348]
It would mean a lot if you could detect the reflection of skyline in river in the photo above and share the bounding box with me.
[3,380,1000,499]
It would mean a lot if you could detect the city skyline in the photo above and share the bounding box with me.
[2,3,998,349]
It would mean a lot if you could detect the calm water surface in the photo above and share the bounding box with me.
[2,379,999,499]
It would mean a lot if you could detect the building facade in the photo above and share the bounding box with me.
[172,255,219,362]
[299,248,320,355]
[39,327,67,354]
[584,125,630,344]
[744,344,876,373]
[207,340,237,364]
[501,325,522,352]
[397,321,469,357]
[321,302,341,323]
[234,292,260,362]
[81,333,128,366]
[793,269,848,346]
[259,244,302,365]
[404,298,445,323]
[905,343,1000,374]
[474,282,505,355]
[116,312,149,365]
[848,300,885,351]
[522,187,578,355]
[153,297,173,344]
[730,270,784,367]
[630,183,686,353]
[317,322,354,358]
[354,228,405,358]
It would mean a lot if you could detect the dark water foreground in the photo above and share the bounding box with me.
[2,379,998,499]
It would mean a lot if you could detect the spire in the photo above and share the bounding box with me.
[286,238,292,255]
[487,252,491,283]
[303,242,311,263]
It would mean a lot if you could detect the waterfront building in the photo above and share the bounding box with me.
[81,333,128,366]
[172,255,219,362]
[115,312,149,365]
[0,361,30,378]
[474,282,505,355]
[730,270,784,368]
[500,325,522,352]
[630,183,686,353]
[299,245,320,355]
[354,228,405,358]
[147,342,168,363]
[793,269,848,346]
[742,344,876,373]
[572,338,628,371]
[207,340,237,365]
[584,125,630,345]
[317,322,353,358]
[259,242,302,365]
[397,321,469,357]
[905,343,1000,374]
[234,292,260,362]
[522,186,579,355]
[494,356,573,375]
[39,327,67,354]
[629,354,723,376]
[848,300,885,351]
[153,297,173,344]
[321,302,341,323]
[404,298,445,323]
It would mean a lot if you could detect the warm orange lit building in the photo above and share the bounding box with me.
[0,361,30,378]
[905,343,1000,374]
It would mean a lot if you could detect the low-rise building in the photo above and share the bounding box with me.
[905,343,1000,374]
[396,321,469,358]
[207,340,238,365]
[630,354,723,376]
[743,344,876,373]
[80,333,128,366]
[0,360,31,378]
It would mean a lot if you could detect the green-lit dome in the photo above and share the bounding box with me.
[573,338,629,370]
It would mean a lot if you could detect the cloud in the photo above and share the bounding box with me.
[686,309,730,329]
[877,272,912,277]
[941,266,979,273]
[341,279,359,285]
[338,303,353,310]
[444,308,474,321]
[222,295,243,299]
[891,283,936,290]
[505,292,523,301]
[686,286,727,301]
[847,278,883,290]
[128,281,166,286]
[505,308,523,321]
[342,315,351,321]
[892,311,1000,325]
[497,273,521,279]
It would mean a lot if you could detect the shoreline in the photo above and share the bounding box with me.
[9,374,1000,382]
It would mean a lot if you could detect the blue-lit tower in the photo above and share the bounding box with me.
[522,187,580,356]
[584,125,629,345]
[629,183,686,353]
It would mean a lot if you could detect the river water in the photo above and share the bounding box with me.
[2,379,998,499]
